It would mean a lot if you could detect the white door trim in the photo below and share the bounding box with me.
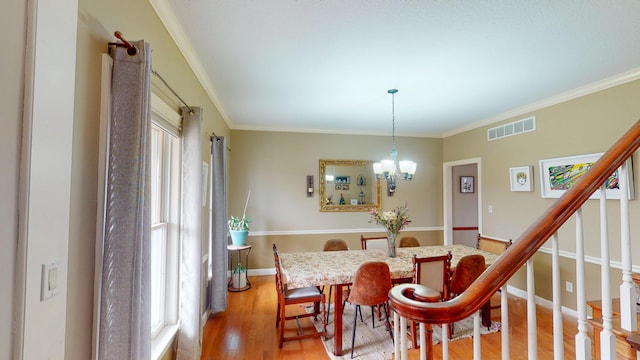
[443,158,482,245]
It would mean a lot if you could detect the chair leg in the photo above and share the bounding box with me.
[382,303,393,342]
[326,285,333,324]
[371,307,375,328]
[279,303,286,348]
[351,305,359,359]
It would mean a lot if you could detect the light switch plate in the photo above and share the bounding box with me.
[41,261,59,301]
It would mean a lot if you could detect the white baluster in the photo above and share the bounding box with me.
[441,323,449,360]
[527,258,538,359]
[394,311,401,359]
[551,232,564,359]
[574,208,592,359]
[419,323,426,360]
[619,163,636,331]
[400,315,408,360]
[600,184,615,359]
[473,310,481,359]
[501,284,509,360]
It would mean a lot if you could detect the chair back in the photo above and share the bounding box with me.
[347,261,392,306]
[323,239,349,251]
[412,252,452,300]
[399,236,420,248]
[360,235,387,250]
[449,254,485,295]
[272,244,285,294]
[476,234,512,255]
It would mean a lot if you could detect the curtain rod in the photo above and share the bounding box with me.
[109,31,195,116]
[211,132,231,152]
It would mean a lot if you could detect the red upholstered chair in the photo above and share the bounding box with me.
[448,254,486,338]
[399,236,420,248]
[408,252,452,352]
[272,244,326,347]
[345,261,394,358]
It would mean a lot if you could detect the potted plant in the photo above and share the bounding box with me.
[228,190,251,246]
[231,263,247,289]
[228,215,250,245]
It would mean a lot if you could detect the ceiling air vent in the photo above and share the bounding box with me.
[487,116,535,141]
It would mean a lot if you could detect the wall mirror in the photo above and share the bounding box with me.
[319,159,382,212]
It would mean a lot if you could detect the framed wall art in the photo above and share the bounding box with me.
[539,153,634,199]
[509,166,533,192]
[460,176,474,193]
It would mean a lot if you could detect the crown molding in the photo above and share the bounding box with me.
[148,0,232,129]
[443,67,640,138]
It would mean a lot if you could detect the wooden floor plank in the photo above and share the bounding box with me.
[202,276,578,359]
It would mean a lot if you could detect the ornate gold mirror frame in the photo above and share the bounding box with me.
[319,159,382,212]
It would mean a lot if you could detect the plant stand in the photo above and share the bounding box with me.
[227,244,252,292]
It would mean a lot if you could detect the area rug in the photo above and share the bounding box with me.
[308,305,500,360]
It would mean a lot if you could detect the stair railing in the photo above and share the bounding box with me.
[389,119,640,360]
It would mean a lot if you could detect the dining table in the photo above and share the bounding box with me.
[278,244,499,356]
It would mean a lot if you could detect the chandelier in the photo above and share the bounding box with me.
[373,89,417,195]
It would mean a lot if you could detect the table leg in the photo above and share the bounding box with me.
[334,283,343,356]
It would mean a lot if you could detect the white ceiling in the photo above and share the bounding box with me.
[152,0,640,137]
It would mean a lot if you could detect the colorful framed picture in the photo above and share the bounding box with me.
[460,176,474,193]
[509,166,533,192]
[539,153,634,199]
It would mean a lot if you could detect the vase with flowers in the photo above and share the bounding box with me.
[369,204,411,257]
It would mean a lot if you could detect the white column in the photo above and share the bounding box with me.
[600,184,615,359]
[527,258,538,359]
[618,163,636,331]
[574,209,592,359]
[551,233,565,360]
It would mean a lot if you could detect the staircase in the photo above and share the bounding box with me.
[389,120,640,360]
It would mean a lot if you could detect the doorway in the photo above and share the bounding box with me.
[443,158,482,245]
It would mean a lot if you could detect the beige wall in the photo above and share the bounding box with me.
[443,79,640,308]
[0,0,26,356]
[228,130,444,268]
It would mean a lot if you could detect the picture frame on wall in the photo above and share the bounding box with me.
[539,152,634,199]
[509,166,533,192]
[460,176,474,193]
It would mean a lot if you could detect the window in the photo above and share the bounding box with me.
[150,96,182,357]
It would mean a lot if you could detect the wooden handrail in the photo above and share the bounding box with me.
[390,119,640,324]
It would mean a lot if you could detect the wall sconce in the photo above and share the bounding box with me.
[307,175,314,197]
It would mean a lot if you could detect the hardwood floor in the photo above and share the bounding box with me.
[202,276,579,359]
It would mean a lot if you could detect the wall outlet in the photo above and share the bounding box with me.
[565,281,573,293]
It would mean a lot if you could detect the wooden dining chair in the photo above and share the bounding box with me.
[360,234,387,250]
[448,254,486,338]
[322,239,349,323]
[408,252,452,352]
[272,244,327,347]
[399,236,420,248]
[476,234,512,313]
[345,261,393,358]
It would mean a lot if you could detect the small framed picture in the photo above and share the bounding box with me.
[335,176,350,184]
[341,184,349,190]
[350,199,358,205]
[335,184,342,190]
[509,166,533,192]
[460,176,474,193]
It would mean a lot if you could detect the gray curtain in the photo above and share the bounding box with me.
[209,136,228,313]
[177,107,203,360]
[96,40,151,359]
